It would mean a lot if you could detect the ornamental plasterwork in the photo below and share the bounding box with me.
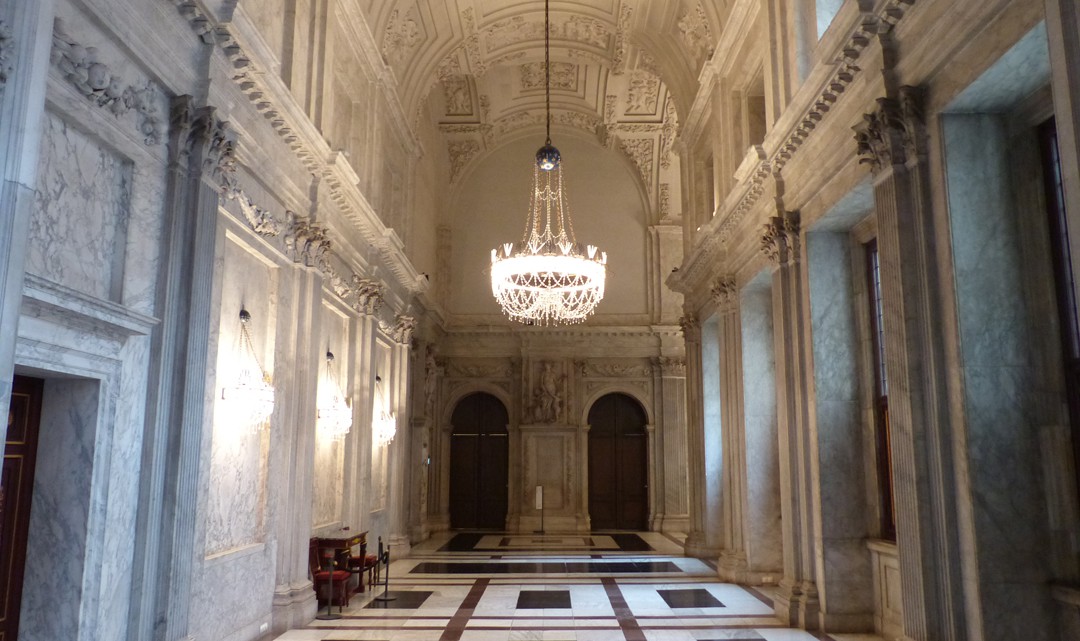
[578,362,651,378]
[626,72,660,115]
[679,314,700,341]
[484,15,610,53]
[448,139,481,183]
[618,137,655,188]
[446,361,513,379]
[854,87,926,173]
[521,61,577,91]
[382,6,423,65]
[611,3,634,74]
[460,9,487,76]
[231,192,284,237]
[0,21,12,92]
[51,19,164,145]
[661,98,678,168]
[659,183,671,218]
[677,3,713,65]
[442,75,473,116]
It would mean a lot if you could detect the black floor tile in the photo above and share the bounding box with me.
[656,588,723,608]
[516,590,571,609]
[409,561,681,574]
[364,590,433,609]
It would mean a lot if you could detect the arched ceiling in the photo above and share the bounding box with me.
[354,0,729,157]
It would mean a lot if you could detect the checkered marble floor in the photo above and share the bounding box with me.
[274,532,882,641]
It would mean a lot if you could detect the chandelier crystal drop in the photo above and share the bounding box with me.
[222,309,276,429]
[489,0,607,326]
[372,375,397,446]
[317,350,352,440]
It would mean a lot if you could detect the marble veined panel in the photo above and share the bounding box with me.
[29,111,131,301]
[312,437,346,527]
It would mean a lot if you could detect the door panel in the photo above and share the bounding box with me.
[1,376,44,641]
[449,393,509,530]
[587,394,647,531]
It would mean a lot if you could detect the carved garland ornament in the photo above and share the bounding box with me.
[51,19,164,145]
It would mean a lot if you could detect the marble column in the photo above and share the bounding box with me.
[387,315,415,553]
[763,210,820,629]
[408,338,436,542]
[681,314,710,557]
[270,266,322,632]
[722,277,784,584]
[0,0,54,435]
[853,87,967,641]
[652,354,689,533]
[128,99,235,641]
[345,301,381,529]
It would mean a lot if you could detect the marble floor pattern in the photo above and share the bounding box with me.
[274,532,883,641]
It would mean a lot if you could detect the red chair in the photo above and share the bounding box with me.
[347,553,379,592]
[309,540,350,607]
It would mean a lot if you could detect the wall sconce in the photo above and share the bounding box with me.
[317,350,352,440]
[372,374,396,446]
[221,308,275,429]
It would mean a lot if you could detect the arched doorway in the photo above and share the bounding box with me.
[449,393,509,529]
[587,393,648,530]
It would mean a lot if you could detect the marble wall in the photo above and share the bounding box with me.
[740,277,783,575]
[942,113,1055,640]
[28,112,131,301]
[805,230,872,627]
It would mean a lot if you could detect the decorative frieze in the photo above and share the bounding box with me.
[50,19,164,145]
[446,360,513,379]
[710,275,738,312]
[577,361,651,378]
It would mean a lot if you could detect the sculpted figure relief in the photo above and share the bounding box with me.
[529,362,564,423]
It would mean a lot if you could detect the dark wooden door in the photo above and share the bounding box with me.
[588,393,648,530]
[1,376,44,641]
[450,393,509,529]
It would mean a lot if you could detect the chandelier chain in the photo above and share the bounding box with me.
[545,0,551,144]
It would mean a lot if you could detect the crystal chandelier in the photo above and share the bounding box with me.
[317,350,352,440]
[221,309,275,429]
[490,0,606,326]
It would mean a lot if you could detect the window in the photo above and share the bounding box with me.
[1038,118,1080,498]
[866,239,896,541]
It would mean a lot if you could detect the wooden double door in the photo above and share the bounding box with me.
[449,393,509,530]
[588,393,648,531]
[1,376,44,641]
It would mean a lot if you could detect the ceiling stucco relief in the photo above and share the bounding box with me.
[482,14,611,54]
[382,4,425,66]
[520,61,578,91]
[677,2,713,67]
[626,71,660,114]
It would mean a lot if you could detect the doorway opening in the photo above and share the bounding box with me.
[587,393,648,530]
[449,393,509,529]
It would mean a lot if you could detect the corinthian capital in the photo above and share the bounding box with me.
[710,275,738,313]
[761,211,800,266]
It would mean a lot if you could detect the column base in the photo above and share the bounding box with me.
[773,579,820,630]
[650,513,689,533]
[387,534,412,557]
[271,580,317,635]
[718,552,781,585]
[682,532,721,559]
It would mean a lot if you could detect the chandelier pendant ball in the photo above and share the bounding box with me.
[536,142,561,171]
